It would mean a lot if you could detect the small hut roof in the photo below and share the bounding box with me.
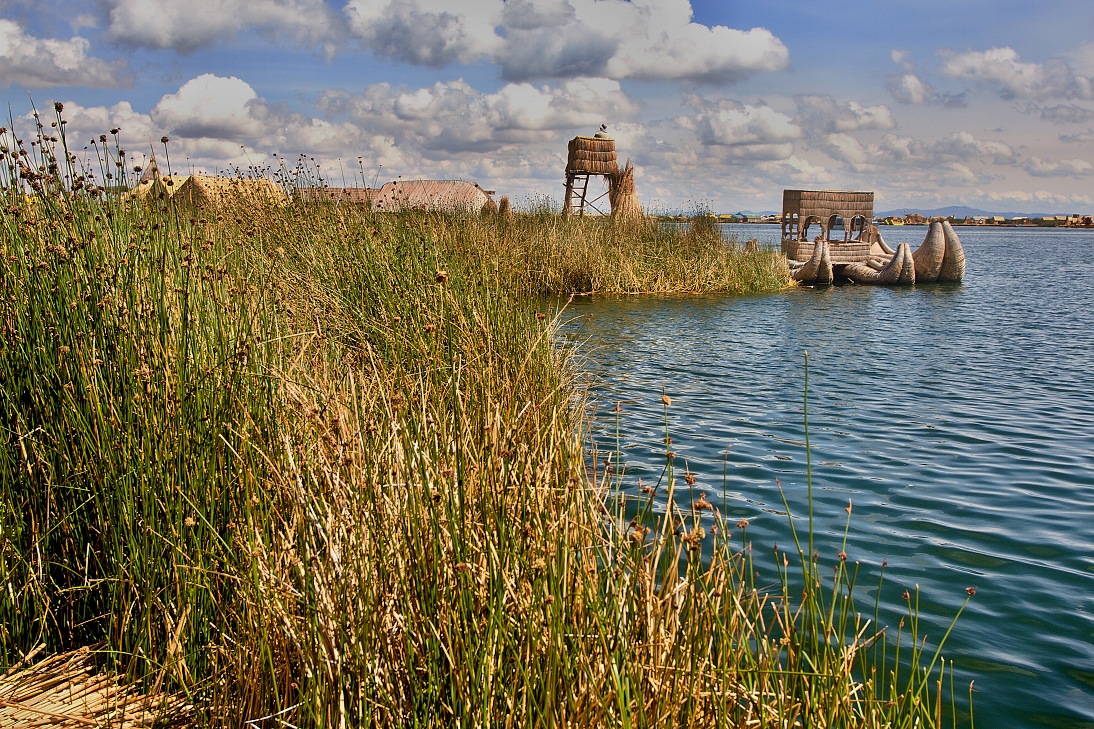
[370,179,494,213]
[299,187,380,205]
[175,175,288,208]
[122,176,167,201]
[126,154,188,199]
[139,156,161,185]
[782,189,875,220]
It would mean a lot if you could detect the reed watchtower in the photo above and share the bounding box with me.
[563,135,619,216]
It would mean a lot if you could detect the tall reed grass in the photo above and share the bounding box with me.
[0,108,971,727]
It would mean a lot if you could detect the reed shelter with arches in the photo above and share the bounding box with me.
[779,188,966,286]
[780,189,875,263]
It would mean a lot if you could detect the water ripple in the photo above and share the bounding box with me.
[560,227,1094,729]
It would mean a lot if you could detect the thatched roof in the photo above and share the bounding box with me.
[174,175,289,209]
[782,189,874,222]
[122,174,189,201]
[298,187,381,206]
[369,179,495,213]
[122,156,188,200]
[567,136,619,175]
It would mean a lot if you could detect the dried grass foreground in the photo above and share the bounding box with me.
[0,646,188,728]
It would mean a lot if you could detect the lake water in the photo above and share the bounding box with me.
[559,224,1094,729]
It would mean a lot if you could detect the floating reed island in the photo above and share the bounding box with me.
[781,189,966,285]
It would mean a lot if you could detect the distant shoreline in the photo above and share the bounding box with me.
[710,220,1092,229]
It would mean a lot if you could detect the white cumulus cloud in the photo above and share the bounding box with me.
[107,0,339,52]
[926,131,1016,163]
[940,47,1094,101]
[1025,156,1094,177]
[321,77,638,153]
[344,0,503,66]
[0,18,128,88]
[152,74,263,141]
[887,73,933,105]
[343,0,789,84]
[795,95,895,135]
[687,95,799,161]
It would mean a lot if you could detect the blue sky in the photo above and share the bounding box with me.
[3,0,1093,213]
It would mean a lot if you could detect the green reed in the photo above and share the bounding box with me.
[1,108,969,727]
[406,208,791,296]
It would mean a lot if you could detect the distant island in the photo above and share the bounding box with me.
[661,206,1093,227]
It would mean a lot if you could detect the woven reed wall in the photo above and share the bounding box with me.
[567,136,619,174]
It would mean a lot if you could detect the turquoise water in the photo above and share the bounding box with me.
[559,225,1094,728]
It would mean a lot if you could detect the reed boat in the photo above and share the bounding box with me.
[781,189,966,285]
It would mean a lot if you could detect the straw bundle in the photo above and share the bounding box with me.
[567,136,619,174]
[790,239,833,285]
[843,242,915,285]
[607,160,642,222]
[497,195,512,219]
[0,646,190,728]
[568,136,616,154]
[938,220,966,281]
[912,220,946,282]
[566,159,619,174]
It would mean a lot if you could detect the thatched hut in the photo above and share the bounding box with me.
[122,175,170,201]
[122,156,189,201]
[174,175,289,209]
[297,187,381,206]
[781,189,875,263]
[369,179,495,213]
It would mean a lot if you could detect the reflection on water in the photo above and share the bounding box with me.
[558,225,1094,729]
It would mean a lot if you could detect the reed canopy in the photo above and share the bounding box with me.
[781,189,875,245]
[566,136,619,175]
